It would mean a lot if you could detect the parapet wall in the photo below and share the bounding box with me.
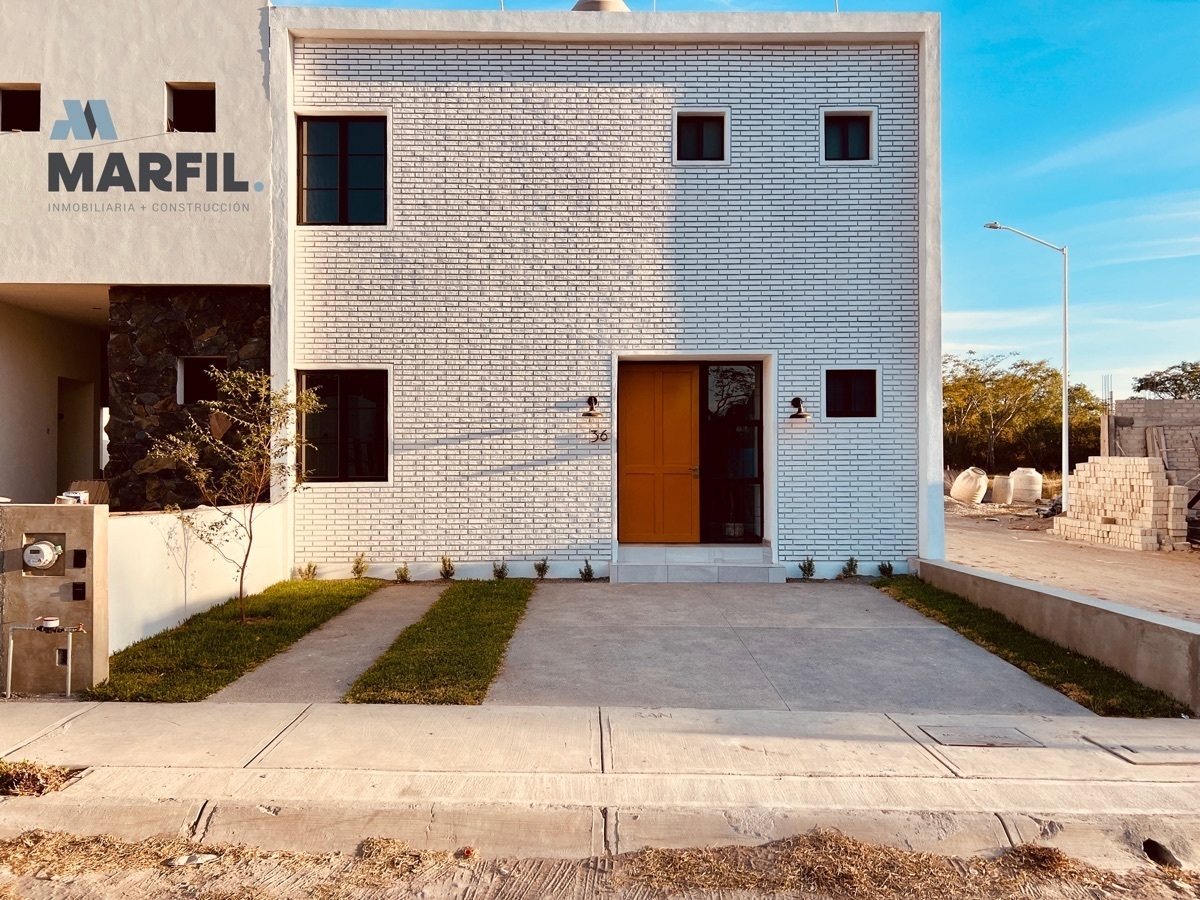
[1053,457,1190,551]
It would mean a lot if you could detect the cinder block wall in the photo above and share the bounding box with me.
[290,41,921,572]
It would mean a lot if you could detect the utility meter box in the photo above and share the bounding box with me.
[1,504,108,695]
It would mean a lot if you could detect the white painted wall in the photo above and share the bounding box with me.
[273,11,942,577]
[0,0,271,285]
[107,502,287,652]
[0,301,105,503]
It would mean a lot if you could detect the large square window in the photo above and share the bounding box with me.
[1,86,40,132]
[825,368,879,418]
[823,111,873,162]
[674,110,729,164]
[298,116,387,225]
[299,370,388,481]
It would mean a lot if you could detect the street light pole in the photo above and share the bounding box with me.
[984,222,1070,512]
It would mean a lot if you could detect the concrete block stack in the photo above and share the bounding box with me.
[1052,456,1191,551]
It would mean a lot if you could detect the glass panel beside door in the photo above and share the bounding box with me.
[700,363,763,543]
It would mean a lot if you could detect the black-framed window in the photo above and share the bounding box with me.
[676,112,726,162]
[179,357,228,405]
[1,86,40,132]
[168,84,216,133]
[824,113,871,161]
[826,369,878,418]
[298,117,387,225]
[299,370,388,482]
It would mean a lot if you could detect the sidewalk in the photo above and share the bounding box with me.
[3,701,1199,869]
[207,583,441,703]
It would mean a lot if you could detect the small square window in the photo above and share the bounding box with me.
[823,111,873,162]
[168,84,216,133]
[178,357,228,405]
[826,369,878,418]
[1,86,40,132]
[674,110,729,164]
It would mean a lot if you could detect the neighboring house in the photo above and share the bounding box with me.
[0,0,943,582]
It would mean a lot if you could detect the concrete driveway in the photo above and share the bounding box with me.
[485,581,1090,715]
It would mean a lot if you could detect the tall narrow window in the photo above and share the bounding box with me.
[1,86,40,132]
[674,110,729,164]
[299,370,388,481]
[298,117,387,225]
[823,111,873,162]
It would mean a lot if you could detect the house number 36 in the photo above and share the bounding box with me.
[589,429,610,443]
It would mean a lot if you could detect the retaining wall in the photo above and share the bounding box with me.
[916,558,1200,713]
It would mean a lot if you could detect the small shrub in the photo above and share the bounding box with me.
[878,561,894,578]
[534,557,550,580]
[799,558,816,580]
[351,553,368,580]
[579,559,595,581]
[493,559,508,580]
[394,562,410,583]
[839,557,858,579]
[439,555,455,581]
[297,563,318,581]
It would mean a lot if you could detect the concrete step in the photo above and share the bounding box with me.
[617,544,772,564]
[610,563,786,584]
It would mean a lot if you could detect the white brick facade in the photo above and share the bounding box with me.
[277,14,941,578]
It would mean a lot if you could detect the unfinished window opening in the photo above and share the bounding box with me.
[167,84,216,133]
[178,357,228,406]
[1,85,40,132]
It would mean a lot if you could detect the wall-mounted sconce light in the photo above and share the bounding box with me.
[582,396,602,418]
[789,397,812,419]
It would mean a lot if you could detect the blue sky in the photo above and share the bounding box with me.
[281,0,1200,398]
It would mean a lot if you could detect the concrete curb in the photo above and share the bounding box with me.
[916,558,1200,713]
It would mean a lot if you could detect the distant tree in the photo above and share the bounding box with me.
[147,368,321,623]
[1132,361,1200,399]
[943,352,1105,473]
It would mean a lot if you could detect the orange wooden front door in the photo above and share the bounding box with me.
[618,363,700,543]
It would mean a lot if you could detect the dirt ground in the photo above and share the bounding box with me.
[944,498,1200,623]
[1,829,1197,900]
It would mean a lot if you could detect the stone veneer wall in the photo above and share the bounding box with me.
[105,285,270,510]
[1053,457,1190,551]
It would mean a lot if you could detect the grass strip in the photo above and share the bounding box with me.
[345,579,535,704]
[83,579,383,702]
[876,575,1189,718]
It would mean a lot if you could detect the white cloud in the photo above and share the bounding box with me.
[1023,105,1200,178]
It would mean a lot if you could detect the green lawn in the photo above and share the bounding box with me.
[345,579,535,704]
[84,579,384,702]
[876,575,1189,718]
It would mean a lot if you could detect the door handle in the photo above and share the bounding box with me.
[690,466,700,479]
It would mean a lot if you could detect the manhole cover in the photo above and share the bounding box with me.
[919,726,1044,748]
[1086,736,1200,765]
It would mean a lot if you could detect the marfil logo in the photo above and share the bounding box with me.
[50,100,117,141]
[47,99,256,194]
